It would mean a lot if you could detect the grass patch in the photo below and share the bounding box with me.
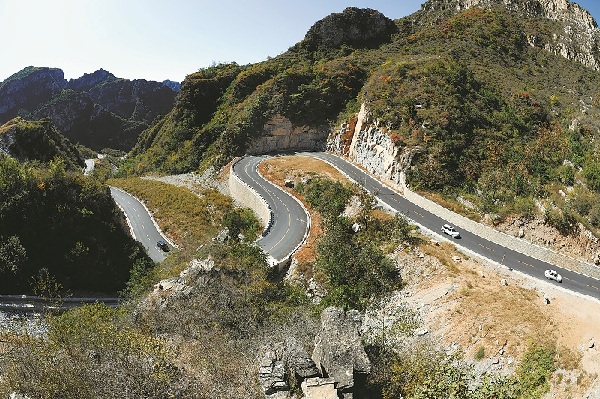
[474,345,485,360]
[108,177,233,248]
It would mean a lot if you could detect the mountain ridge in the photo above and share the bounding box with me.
[418,0,600,70]
[0,66,178,151]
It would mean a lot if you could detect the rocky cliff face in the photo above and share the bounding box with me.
[246,115,328,155]
[328,103,420,187]
[421,0,600,70]
[0,67,177,150]
[67,68,116,91]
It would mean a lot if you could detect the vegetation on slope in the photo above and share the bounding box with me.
[363,7,600,229]
[125,5,600,237]
[2,3,600,397]
[0,154,152,293]
[0,117,84,170]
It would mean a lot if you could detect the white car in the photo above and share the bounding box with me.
[544,269,562,283]
[441,224,461,238]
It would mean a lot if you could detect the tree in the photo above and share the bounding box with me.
[0,235,27,274]
[583,160,600,192]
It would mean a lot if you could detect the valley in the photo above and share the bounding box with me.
[2,0,600,397]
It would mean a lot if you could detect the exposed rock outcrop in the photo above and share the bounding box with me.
[256,307,371,399]
[162,80,181,92]
[259,338,320,399]
[247,115,328,154]
[298,7,398,51]
[0,67,66,119]
[68,68,116,91]
[329,103,421,187]
[421,0,600,70]
[312,307,371,398]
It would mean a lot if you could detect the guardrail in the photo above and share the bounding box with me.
[0,295,120,312]
[253,161,311,268]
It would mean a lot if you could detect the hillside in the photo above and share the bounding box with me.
[0,154,153,293]
[124,1,600,250]
[0,67,177,151]
[0,117,83,170]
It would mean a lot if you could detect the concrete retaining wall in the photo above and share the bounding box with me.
[229,159,273,236]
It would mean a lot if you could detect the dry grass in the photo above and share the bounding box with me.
[418,190,483,222]
[259,155,348,185]
[108,177,232,248]
[405,240,559,365]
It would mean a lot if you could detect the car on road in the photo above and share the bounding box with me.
[544,269,562,283]
[441,224,461,238]
[157,240,170,252]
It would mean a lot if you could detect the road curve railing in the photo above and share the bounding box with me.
[230,157,274,237]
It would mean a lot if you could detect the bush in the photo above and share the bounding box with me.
[544,207,577,235]
[475,346,486,360]
[513,342,556,398]
[0,155,150,293]
[315,215,402,311]
[583,161,600,192]
[296,177,353,219]
[0,304,191,399]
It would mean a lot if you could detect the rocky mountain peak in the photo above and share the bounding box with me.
[421,0,600,70]
[299,7,398,51]
[68,68,116,91]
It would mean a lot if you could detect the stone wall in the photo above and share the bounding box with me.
[247,115,328,154]
[400,178,600,280]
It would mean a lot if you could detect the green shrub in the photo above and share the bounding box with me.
[583,161,600,192]
[513,342,556,398]
[0,304,190,399]
[475,346,486,360]
[544,207,577,235]
[296,177,353,219]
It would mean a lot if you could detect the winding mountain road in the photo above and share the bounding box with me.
[109,187,168,263]
[234,152,600,302]
[232,156,308,263]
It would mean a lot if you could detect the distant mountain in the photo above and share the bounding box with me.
[0,67,177,151]
[162,80,181,92]
[0,117,83,170]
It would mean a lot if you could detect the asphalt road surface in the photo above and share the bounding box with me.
[109,187,168,263]
[301,152,600,301]
[233,156,308,263]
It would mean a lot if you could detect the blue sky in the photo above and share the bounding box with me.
[0,0,598,83]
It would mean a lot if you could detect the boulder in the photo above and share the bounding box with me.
[312,307,370,397]
[301,377,338,399]
[259,349,290,398]
[259,338,319,399]
[283,337,320,379]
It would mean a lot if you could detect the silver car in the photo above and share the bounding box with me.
[441,224,461,238]
[544,269,562,283]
